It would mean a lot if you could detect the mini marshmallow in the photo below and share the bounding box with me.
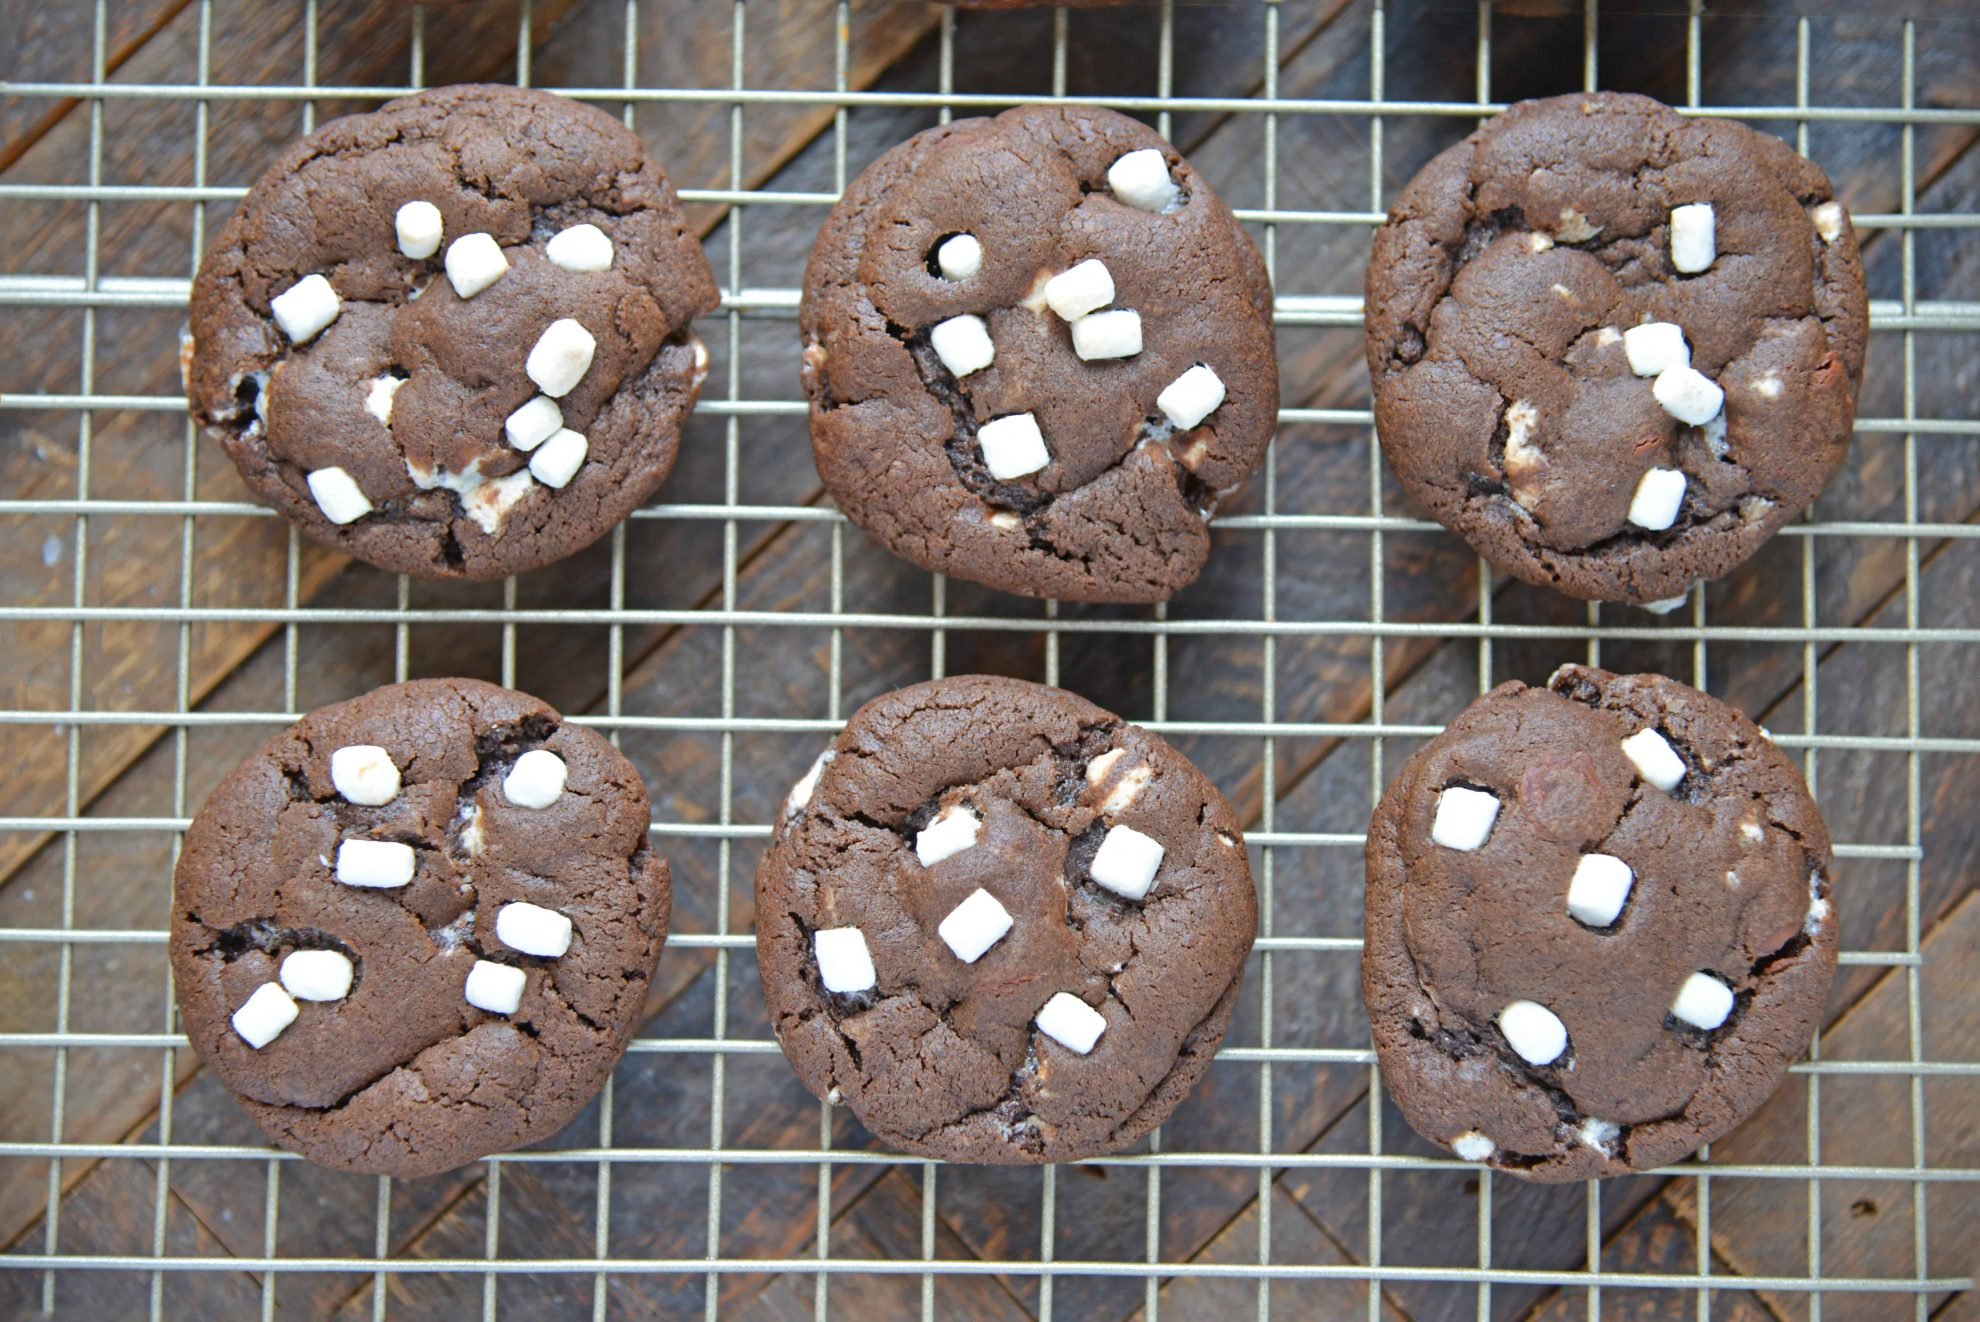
[1043,259,1115,321]
[978,413,1050,481]
[1627,467,1687,532]
[364,374,404,426]
[1090,824,1164,902]
[505,395,564,451]
[1157,364,1226,430]
[395,200,444,259]
[336,838,416,888]
[1622,322,1689,378]
[464,959,528,1015]
[929,314,995,378]
[496,901,573,958]
[1671,971,1734,1030]
[1069,308,1142,361]
[445,232,510,299]
[1566,853,1634,927]
[231,982,298,1050]
[1653,363,1725,427]
[1499,999,1568,1066]
[330,744,400,806]
[1640,592,1691,615]
[915,805,980,868]
[1700,411,1729,459]
[813,926,876,994]
[270,273,341,344]
[1669,202,1716,274]
[937,888,1014,964]
[1430,786,1500,852]
[545,222,614,272]
[784,749,833,818]
[528,428,589,489]
[280,949,354,1002]
[306,467,372,526]
[1578,1118,1620,1153]
[1451,1131,1496,1162]
[1107,148,1180,213]
[504,748,567,808]
[526,318,597,398]
[1810,201,1845,244]
[1035,991,1107,1054]
[936,233,983,281]
[1620,728,1686,792]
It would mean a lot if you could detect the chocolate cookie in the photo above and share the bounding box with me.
[756,675,1256,1162]
[170,678,670,1177]
[185,84,718,580]
[1363,665,1837,1181]
[1366,93,1868,605]
[800,105,1278,602]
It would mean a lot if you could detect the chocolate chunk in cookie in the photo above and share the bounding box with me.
[1363,665,1837,1181]
[756,675,1256,1162]
[186,84,718,580]
[801,105,1278,603]
[1366,93,1869,604]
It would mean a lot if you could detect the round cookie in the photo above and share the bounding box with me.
[186,84,719,580]
[756,675,1256,1162]
[1366,92,1868,605]
[800,105,1278,603]
[1362,665,1837,1181]
[171,678,670,1177]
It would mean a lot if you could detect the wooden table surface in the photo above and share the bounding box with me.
[1,2,1975,1319]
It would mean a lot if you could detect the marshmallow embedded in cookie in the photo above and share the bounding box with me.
[279,949,355,1002]
[1620,728,1686,791]
[306,467,372,526]
[528,428,589,489]
[1043,259,1115,322]
[395,200,444,259]
[496,901,574,958]
[915,804,981,867]
[938,888,1014,964]
[1653,365,1724,427]
[1623,322,1689,378]
[1430,786,1500,852]
[1627,467,1688,531]
[1669,203,1716,274]
[505,396,564,451]
[813,926,876,994]
[1499,999,1568,1066]
[1566,853,1634,927]
[231,982,299,1049]
[526,319,597,398]
[1671,971,1734,1030]
[1107,148,1181,213]
[1089,824,1164,901]
[546,223,614,272]
[330,744,400,806]
[503,748,567,808]
[930,314,995,378]
[465,959,528,1015]
[977,413,1050,481]
[270,274,341,344]
[445,232,510,299]
[336,838,416,888]
[936,233,983,281]
[1158,364,1226,430]
[1035,991,1107,1054]
[1070,309,1142,361]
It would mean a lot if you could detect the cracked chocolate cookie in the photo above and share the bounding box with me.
[185,83,718,580]
[1366,92,1868,605]
[756,675,1256,1162]
[170,678,670,1177]
[1362,665,1838,1181]
[800,105,1278,603]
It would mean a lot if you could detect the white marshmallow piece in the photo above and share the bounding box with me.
[936,233,983,281]
[505,396,564,451]
[364,374,404,426]
[1157,364,1226,430]
[526,318,596,398]
[464,959,528,1015]
[444,232,510,299]
[915,805,981,868]
[1653,364,1725,427]
[270,274,342,344]
[937,888,1014,964]
[1035,991,1107,1054]
[1811,201,1845,244]
[1451,1131,1496,1162]
[1430,786,1500,852]
[528,428,589,489]
[280,949,354,1002]
[496,901,574,958]
[978,413,1050,481]
[1069,308,1143,362]
[1089,824,1164,902]
[1043,258,1115,321]
[336,838,416,889]
[813,926,876,994]
[330,744,400,806]
[231,982,299,1050]
[1671,971,1734,1030]
[307,466,372,526]
[395,200,444,259]
[1566,853,1635,928]
[929,314,995,378]
[1107,148,1181,213]
[546,222,614,272]
[503,748,568,808]
[1669,203,1716,274]
[1499,999,1569,1066]
[1621,728,1686,792]
[1623,322,1689,378]
[1627,467,1688,532]
[784,749,833,818]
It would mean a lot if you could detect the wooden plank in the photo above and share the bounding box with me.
[0,0,188,171]
[1523,1195,1776,1322]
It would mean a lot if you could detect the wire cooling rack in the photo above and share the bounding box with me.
[1,0,1976,1318]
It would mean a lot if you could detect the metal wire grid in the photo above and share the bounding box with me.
[0,0,1974,1318]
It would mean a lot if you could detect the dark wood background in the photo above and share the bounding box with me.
[1,1,1974,1318]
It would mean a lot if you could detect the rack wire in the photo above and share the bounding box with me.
[0,0,1974,1318]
